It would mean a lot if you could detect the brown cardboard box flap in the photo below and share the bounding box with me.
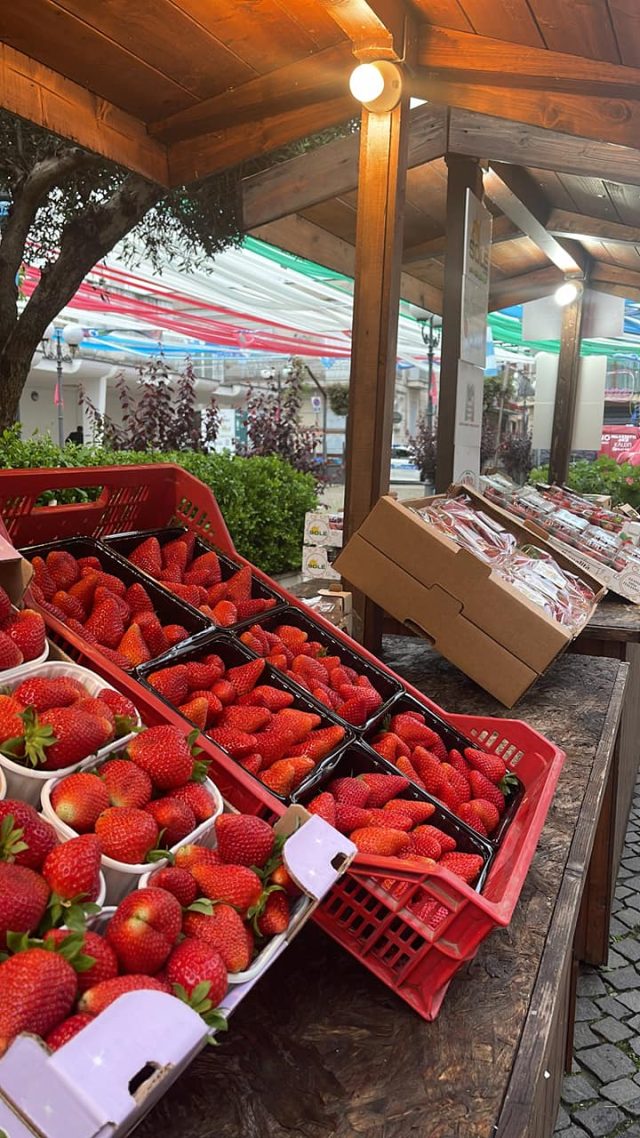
[0,536,33,606]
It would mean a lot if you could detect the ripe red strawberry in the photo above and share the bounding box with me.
[163,539,190,574]
[236,598,276,620]
[136,612,170,657]
[75,697,115,737]
[224,565,252,603]
[167,583,208,607]
[226,659,266,697]
[275,708,321,741]
[413,824,457,853]
[45,1012,93,1050]
[287,725,345,760]
[44,929,118,994]
[275,624,307,650]
[118,624,151,667]
[291,655,327,686]
[360,773,410,808]
[0,800,57,870]
[307,792,337,826]
[79,974,171,1016]
[95,807,159,864]
[367,807,413,831]
[439,851,485,884]
[183,905,252,972]
[260,759,296,796]
[390,713,440,747]
[25,707,109,771]
[184,551,222,587]
[51,772,111,832]
[408,830,442,859]
[383,798,435,824]
[174,844,223,872]
[77,556,101,572]
[211,600,238,626]
[448,748,471,776]
[166,937,228,1009]
[97,688,137,722]
[14,675,85,712]
[239,685,295,711]
[191,863,262,916]
[93,586,130,622]
[465,748,507,785]
[214,814,275,868]
[0,947,77,1055]
[125,582,155,615]
[0,693,25,747]
[178,697,209,731]
[336,695,372,726]
[468,770,506,814]
[253,728,295,767]
[167,782,216,823]
[188,690,223,727]
[371,734,409,761]
[129,536,163,576]
[47,550,79,590]
[334,803,372,834]
[99,758,153,809]
[107,887,182,973]
[150,866,198,907]
[0,630,22,670]
[148,664,189,705]
[468,798,501,834]
[128,725,196,789]
[42,834,102,903]
[349,827,411,856]
[458,802,488,836]
[269,862,299,897]
[395,755,427,788]
[69,574,99,609]
[0,862,50,945]
[328,776,371,808]
[32,557,57,600]
[218,705,272,733]
[84,598,125,649]
[163,624,189,648]
[289,756,315,786]
[240,753,263,775]
[412,749,447,796]
[5,609,46,660]
[208,725,257,758]
[185,659,224,689]
[206,582,229,607]
[145,798,196,846]
[255,891,289,936]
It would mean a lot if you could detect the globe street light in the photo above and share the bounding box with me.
[41,323,84,447]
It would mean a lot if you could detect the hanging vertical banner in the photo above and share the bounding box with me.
[460,190,492,367]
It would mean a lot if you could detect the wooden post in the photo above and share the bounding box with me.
[343,99,410,652]
[548,287,585,485]
[435,155,485,492]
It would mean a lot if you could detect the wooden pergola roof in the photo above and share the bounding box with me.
[3,1,640,312]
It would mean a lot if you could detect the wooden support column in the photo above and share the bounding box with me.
[344,98,410,653]
[435,155,484,492]
[548,287,585,485]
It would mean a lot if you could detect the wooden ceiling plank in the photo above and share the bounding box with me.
[592,279,640,301]
[452,0,545,46]
[311,0,407,58]
[0,3,197,121]
[409,0,475,33]
[591,261,640,288]
[547,207,640,245]
[167,94,356,185]
[403,213,520,262]
[0,42,169,183]
[604,180,640,226]
[150,41,354,143]
[555,174,619,221]
[527,0,620,63]
[251,214,443,312]
[415,71,640,149]
[241,103,446,230]
[607,0,640,68]
[449,109,640,188]
[175,0,344,65]
[418,25,640,98]
[484,164,588,275]
[488,264,564,309]
[527,168,577,211]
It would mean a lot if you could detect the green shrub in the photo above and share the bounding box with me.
[529,457,640,510]
[0,427,317,575]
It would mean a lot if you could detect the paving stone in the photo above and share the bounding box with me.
[561,1074,599,1105]
[616,886,634,900]
[607,949,629,970]
[576,998,602,1021]
[572,1103,626,1136]
[618,990,640,1014]
[555,1104,571,1129]
[601,1077,640,1105]
[597,995,631,1019]
[561,1128,589,1138]
[622,857,640,872]
[610,917,629,937]
[593,1017,633,1043]
[616,938,640,964]
[618,1125,640,1138]
[629,1015,640,1034]
[604,965,640,991]
[615,908,640,930]
[574,1023,600,1050]
[628,1035,640,1057]
[579,1044,636,1083]
[577,972,607,999]
[618,867,635,879]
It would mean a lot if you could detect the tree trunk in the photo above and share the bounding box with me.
[0,344,32,429]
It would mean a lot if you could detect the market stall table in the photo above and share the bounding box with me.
[136,648,626,1138]
[572,597,640,877]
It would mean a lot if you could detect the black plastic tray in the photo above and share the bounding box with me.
[234,605,403,733]
[103,525,286,621]
[20,536,211,661]
[292,741,493,892]
[134,631,354,804]
[363,691,523,849]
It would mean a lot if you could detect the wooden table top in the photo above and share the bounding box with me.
[137,646,627,1138]
[584,596,640,642]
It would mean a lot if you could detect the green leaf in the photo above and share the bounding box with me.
[187,898,214,915]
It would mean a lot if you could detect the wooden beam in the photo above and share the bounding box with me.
[419,26,640,103]
[167,94,356,186]
[549,287,585,485]
[403,214,520,264]
[435,155,484,492]
[241,103,447,230]
[592,280,640,303]
[0,43,169,184]
[313,0,407,59]
[251,214,443,314]
[489,265,563,310]
[344,99,410,652]
[150,42,354,145]
[449,108,640,187]
[548,209,640,247]
[483,164,588,276]
[591,262,640,290]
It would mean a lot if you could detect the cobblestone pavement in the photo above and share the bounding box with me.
[555,780,640,1137]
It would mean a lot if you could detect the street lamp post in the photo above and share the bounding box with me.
[41,323,84,446]
[418,315,442,431]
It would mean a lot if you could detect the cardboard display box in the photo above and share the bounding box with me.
[335,487,604,707]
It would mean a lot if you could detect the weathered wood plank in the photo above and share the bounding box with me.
[548,286,586,484]
[484,164,588,275]
[548,207,640,245]
[489,264,563,309]
[313,0,407,58]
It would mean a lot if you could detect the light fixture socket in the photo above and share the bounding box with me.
[349,61,403,113]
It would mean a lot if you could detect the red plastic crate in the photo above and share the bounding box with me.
[313,712,564,1020]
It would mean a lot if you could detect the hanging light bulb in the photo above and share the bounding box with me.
[349,63,385,104]
[349,61,403,113]
[554,281,580,307]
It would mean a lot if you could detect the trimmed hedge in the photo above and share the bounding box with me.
[530,456,640,511]
[0,428,317,575]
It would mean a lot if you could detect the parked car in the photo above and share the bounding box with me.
[390,445,422,483]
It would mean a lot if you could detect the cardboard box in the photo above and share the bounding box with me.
[0,534,32,604]
[335,488,604,707]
